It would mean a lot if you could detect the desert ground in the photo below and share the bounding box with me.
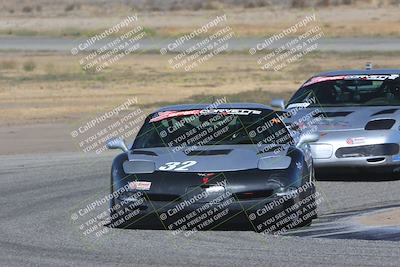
[1,1,399,154]
[0,1,400,38]
[2,51,400,126]
[1,50,399,154]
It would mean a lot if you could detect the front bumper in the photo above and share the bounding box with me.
[110,184,317,231]
[310,129,400,170]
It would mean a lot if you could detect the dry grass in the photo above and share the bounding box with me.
[0,60,17,70]
[0,51,399,126]
[0,5,400,38]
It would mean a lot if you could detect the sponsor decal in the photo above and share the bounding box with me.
[202,109,262,115]
[197,172,215,177]
[197,173,216,184]
[303,74,400,87]
[286,102,311,109]
[345,74,399,81]
[303,75,346,87]
[129,181,151,190]
[150,110,201,123]
[150,109,262,122]
[346,137,365,145]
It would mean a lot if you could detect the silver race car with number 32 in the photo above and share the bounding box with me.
[106,103,319,232]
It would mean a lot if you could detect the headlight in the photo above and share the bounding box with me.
[258,156,292,170]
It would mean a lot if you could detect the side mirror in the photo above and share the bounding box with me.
[106,138,128,152]
[271,99,286,110]
[296,132,319,148]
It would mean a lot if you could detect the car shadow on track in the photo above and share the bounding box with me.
[105,216,260,231]
[316,168,399,181]
[107,224,256,231]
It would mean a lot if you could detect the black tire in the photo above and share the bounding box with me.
[108,153,129,228]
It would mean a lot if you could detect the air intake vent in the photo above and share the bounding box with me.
[335,144,399,158]
[372,109,398,116]
[131,150,158,156]
[186,149,232,156]
[365,119,395,130]
[313,111,353,118]
[235,189,274,200]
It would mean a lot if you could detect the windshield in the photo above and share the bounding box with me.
[133,109,293,149]
[288,74,400,107]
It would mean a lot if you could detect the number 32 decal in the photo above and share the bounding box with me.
[159,161,197,171]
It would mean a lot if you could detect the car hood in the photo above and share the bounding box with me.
[127,144,290,172]
[286,105,400,131]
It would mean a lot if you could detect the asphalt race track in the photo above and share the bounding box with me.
[2,37,400,52]
[1,152,400,266]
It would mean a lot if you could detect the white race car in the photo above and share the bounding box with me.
[272,68,400,177]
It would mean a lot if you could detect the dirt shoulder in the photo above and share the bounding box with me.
[356,208,400,227]
[1,51,399,127]
[0,123,76,155]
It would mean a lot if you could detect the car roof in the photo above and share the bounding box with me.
[155,103,272,113]
[316,69,400,77]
